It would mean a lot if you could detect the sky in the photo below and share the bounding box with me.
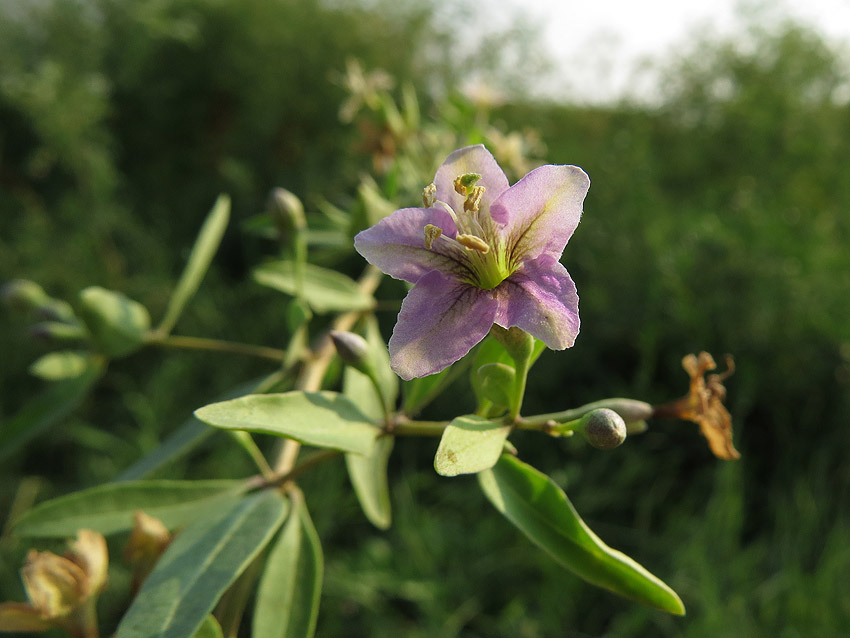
[491,0,850,102]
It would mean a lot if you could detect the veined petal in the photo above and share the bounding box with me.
[495,255,579,350]
[354,206,462,284]
[490,164,589,261]
[434,145,510,217]
[389,271,498,379]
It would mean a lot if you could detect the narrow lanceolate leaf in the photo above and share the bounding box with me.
[158,194,231,335]
[117,378,279,481]
[479,455,686,615]
[0,360,103,463]
[345,436,394,530]
[434,415,512,477]
[11,480,247,537]
[341,336,394,530]
[253,261,375,313]
[116,490,287,638]
[195,391,380,455]
[254,490,323,638]
[360,315,398,413]
[28,350,93,380]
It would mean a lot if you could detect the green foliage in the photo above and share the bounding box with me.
[480,454,685,615]
[254,261,375,314]
[157,194,231,336]
[12,480,248,537]
[434,416,511,477]
[253,490,323,638]
[2,3,849,636]
[195,392,381,455]
[116,489,287,638]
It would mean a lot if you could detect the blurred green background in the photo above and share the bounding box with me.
[2,0,849,636]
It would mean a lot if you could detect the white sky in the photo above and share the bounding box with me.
[488,0,850,102]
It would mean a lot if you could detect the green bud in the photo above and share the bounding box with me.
[29,321,88,342]
[476,362,516,407]
[78,286,151,357]
[285,299,312,333]
[330,330,372,371]
[2,279,50,311]
[268,187,306,234]
[489,325,534,366]
[578,408,627,450]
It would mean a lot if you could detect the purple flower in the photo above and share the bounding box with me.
[354,145,590,379]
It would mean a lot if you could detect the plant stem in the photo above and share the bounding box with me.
[272,266,383,476]
[147,334,287,362]
[390,418,449,437]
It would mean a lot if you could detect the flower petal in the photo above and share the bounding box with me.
[354,206,462,284]
[434,145,510,217]
[490,164,589,261]
[494,255,579,350]
[389,271,498,379]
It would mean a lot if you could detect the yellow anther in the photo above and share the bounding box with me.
[457,234,490,253]
[423,183,437,207]
[424,224,443,249]
[453,175,466,196]
[464,185,485,212]
[453,173,482,196]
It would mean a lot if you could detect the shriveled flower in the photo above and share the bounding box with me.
[0,529,107,634]
[654,352,740,460]
[124,511,171,594]
[354,144,589,379]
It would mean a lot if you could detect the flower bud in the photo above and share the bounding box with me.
[28,321,88,342]
[268,187,306,234]
[330,330,371,369]
[1,279,49,311]
[578,408,627,450]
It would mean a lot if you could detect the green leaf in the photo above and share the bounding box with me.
[253,261,374,313]
[192,615,224,638]
[28,350,93,380]
[341,317,396,421]
[158,194,230,335]
[116,418,211,481]
[345,436,394,530]
[478,455,685,615]
[476,363,516,408]
[78,286,151,357]
[12,480,247,537]
[195,391,380,455]
[116,489,287,638]
[253,490,323,638]
[434,415,512,477]
[117,378,291,481]
[0,360,103,463]
[360,315,397,413]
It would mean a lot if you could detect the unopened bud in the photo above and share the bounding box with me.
[28,321,88,342]
[1,279,49,311]
[330,330,371,368]
[579,408,627,450]
[268,187,306,233]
